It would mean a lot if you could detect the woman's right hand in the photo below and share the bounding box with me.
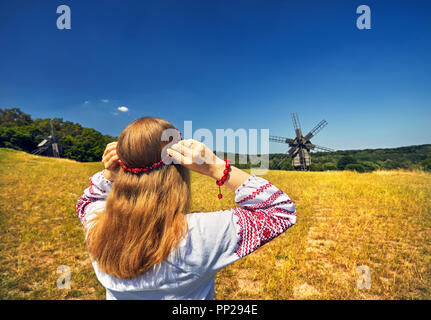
[167,139,225,179]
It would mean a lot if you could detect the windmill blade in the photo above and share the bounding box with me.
[291,112,300,131]
[288,144,300,155]
[272,151,290,170]
[50,121,55,137]
[291,112,303,139]
[31,144,50,155]
[304,142,314,151]
[313,144,334,152]
[269,135,295,145]
[295,112,302,130]
[273,155,284,170]
[304,120,328,141]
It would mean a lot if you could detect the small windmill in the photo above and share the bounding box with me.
[270,113,333,171]
[31,121,62,157]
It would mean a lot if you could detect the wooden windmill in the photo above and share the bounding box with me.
[270,113,333,171]
[31,121,62,157]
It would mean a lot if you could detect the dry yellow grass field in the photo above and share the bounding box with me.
[0,148,430,299]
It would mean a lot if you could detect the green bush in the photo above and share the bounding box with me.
[280,160,294,171]
[359,161,380,172]
[310,162,323,171]
[337,155,357,170]
[421,159,431,171]
[0,125,40,151]
[345,163,366,172]
[323,162,337,171]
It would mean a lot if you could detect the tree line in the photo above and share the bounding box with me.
[0,108,115,162]
[1,107,430,171]
[268,146,431,172]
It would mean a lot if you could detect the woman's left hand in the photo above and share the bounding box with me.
[102,142,120,182]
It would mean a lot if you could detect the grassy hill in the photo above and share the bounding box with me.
[0,148,430,299]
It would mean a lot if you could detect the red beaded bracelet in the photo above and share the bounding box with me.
[216,159,231,199]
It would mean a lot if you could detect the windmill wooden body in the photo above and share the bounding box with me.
[31,121,62,157]
[270,113,333,171]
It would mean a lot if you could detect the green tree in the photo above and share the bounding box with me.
[280,160,293,171]
[323,162,337,170]
[0,108,32,127]
[269,159,277,170]
[359,161,380,172]
[1,107,117,162]
[420,159,431,171]
[337,155,357,170]
[0,125,41,151]
[382,159,396,170]
[310,162,323,171]
[345,163,366,172]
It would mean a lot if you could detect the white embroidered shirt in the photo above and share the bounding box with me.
[76,171,297,300]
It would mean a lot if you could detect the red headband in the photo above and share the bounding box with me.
[119,128,181,175]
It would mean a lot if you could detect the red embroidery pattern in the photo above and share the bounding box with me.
[243,190,290,210]
[269,207,297,216]
[76,173,110,225]
[76,196,97,225]
[233,206,293,258]
[89,183,103,195]
[236,182,273,205]
[89,175,107,195]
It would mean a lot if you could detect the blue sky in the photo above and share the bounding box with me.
[0,0,430,153]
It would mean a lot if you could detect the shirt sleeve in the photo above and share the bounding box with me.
[76,170,112,230]
[184,175,297,275]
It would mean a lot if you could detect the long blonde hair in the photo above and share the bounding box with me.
[86,117,191,279]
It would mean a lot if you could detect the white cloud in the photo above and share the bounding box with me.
[84,100,90,104]
[101,99,110,103]
[118,106,129,112]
